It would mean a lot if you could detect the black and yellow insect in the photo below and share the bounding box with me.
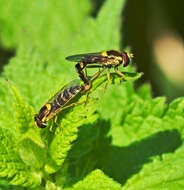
[65,50,133,88]
[34,68,104,128]
[34,80,90,128]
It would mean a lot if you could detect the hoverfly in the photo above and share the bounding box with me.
[65,50,134,89]
[34,80,88,128]
[34,69,104,128]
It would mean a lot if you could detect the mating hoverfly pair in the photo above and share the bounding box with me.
[35,50,133,128]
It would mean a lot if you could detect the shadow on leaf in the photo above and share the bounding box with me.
[0,46,15,73]
[66,119,182,186]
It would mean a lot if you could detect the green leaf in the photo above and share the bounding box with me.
[67,169,122,190]
[90,96,184,188]
[123,146,184,190]
[0,127,41,187]
[18,138,46,169]
[137,83,152,100]
[123,72,144,81]
[1,0,184,189]
[7,80,45,148]
[48,99,99,169]
[0,0,91,49]
[67,0,126,53]
[8,80,34,134]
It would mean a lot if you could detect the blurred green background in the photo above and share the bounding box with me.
[0,0,184,101]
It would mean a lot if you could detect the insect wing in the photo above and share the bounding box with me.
[65,52,106,63]
[48,79,80,103]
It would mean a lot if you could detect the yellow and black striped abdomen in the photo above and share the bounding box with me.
[50,85,81,113]
[35,84,81,128]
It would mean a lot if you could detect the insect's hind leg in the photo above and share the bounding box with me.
[61,101,86,110]
[55,101,85,135]
[49,100,86,132]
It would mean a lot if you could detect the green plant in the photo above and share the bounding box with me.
[0,0,184,189]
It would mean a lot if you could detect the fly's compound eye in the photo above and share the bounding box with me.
[34,114,47,128]
[122,52,130,67]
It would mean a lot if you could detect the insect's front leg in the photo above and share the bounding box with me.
[87,65,109,92]
[82,68,105,106]
[104,68,110,92]
[114,66,125,82]
[49,115,58,132]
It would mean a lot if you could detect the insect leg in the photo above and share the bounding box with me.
[104,68,110,92]
[89,68,105,81]
[48,102,85,133]
[49,115,58,132]
[114,67,125,82]
[86,65,103,68]
[85,67,88,78]
[61,101,85,111]
[75,62,89,83]
[84,68,105,106]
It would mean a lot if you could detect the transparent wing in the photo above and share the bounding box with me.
[48,79,80,102]
[65,52,104,63]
